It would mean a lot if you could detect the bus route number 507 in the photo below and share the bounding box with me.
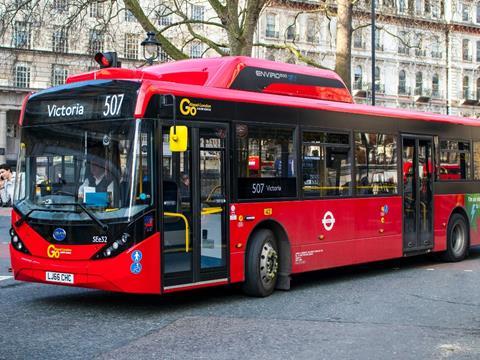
[103,94,124,117]
[252,183,265,194]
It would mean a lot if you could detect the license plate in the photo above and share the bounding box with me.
[45,271,74,284]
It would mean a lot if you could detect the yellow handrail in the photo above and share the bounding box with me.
[164,212,190,253]
[201,207,223,215]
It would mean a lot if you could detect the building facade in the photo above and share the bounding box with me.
[1,0,480,163]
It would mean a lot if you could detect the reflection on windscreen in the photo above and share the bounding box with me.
[15,119,152,221]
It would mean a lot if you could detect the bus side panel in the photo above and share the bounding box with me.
[435,193,480,248]
[432,194,459,252]
[229,197,402,280]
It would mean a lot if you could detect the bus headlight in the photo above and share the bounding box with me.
[10,228,30,254]
[93,232,133,260]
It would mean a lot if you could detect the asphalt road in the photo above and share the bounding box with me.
[1,210,480,359]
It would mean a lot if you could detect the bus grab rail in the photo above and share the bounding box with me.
[164,208,223,253]
[164,212,190,253]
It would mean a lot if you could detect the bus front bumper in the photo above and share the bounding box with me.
[9,233,161,294]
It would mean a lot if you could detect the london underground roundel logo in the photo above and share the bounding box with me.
[322,211,336,231]
[53,228,67,241]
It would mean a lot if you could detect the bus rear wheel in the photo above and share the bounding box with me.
[243,229,279,297]
[442,213,469,262]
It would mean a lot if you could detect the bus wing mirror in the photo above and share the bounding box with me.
[169,126,188,152]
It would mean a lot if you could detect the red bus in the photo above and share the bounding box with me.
[9,56,480,297]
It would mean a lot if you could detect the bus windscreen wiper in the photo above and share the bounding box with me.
[17,191,109,232]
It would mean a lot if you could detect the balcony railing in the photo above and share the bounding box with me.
[415,49,426,57]
[265,30,279,38]
[414,88,432,102]
[353,41,366,49]
[398,86,411,96]
[460,91,478,105]
[398,47,409,55]
[431,51,442,59]
[463,54,473,62]
[375,44,384,51]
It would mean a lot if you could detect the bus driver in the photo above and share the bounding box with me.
[78,157,114,206]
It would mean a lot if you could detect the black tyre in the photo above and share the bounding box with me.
[442,213,469,262]
[242,229,279,297]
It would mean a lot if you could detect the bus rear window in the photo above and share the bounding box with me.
[236,124,296,199]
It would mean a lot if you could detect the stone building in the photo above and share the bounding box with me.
[1,0,480,164]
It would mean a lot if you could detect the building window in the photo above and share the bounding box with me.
[463,39,471,61]
[415,0,422,15]
[51,65,68,86]
[302,131,351,197]
[88,29,104,54]
[89,2,104,18]
[190,42,203,58]
[375,30,382,51]
[354,66,363,90]
[52,26,68,53]
[477,78,480,100]
[432,73,440,97]
[159,48,170,63]
[415,72,423,95]
[424,0,431,14]
[13,21,31,49]
[432,36,441,58]
[286,17,296,40]
[432,0,439,17]
[476,41,480,62]
[265,13,278,38]
[236,125,296,199]
[14,64,30,88]
[398,70,407,94]
[306,19,316,43]
[191,4,204,21]
[53,0,67,12]
[124,9,135,22]
[462,3,470,21]
[353,29,363,49]
[415,33,425,56]
[463,76,470,99]
[355,132,398,195]
[398,31,409,54]
[124,34,138,60]
[157,4,172,26]
[374,66,381,92]
[398,0,406,13]
[439,140,471,180]
[477,4,480,23]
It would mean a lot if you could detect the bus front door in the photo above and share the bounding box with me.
[161,124,228,289]
[402,136,434,253]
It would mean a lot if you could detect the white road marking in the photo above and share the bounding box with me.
[426,268,435,271]
[0,276,12,281]
[464,270,473,272]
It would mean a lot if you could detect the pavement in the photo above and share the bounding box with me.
[1,209,480,359]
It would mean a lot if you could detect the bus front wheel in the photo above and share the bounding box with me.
[243,229,279,297]
[442,213,469,262]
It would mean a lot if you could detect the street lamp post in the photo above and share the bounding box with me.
[141,32,160,65]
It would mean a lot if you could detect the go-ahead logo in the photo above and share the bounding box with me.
[47,244,72,259]
[179,98,212,116]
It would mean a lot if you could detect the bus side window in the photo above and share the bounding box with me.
[355,132,398,195]
[439,140,471,180]
[302,131,351,197]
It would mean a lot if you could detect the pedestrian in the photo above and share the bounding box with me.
[0,164,15,207]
